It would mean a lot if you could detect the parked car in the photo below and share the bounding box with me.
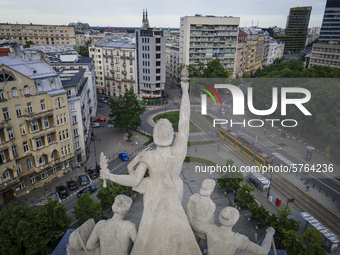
[56,186,68,199]
[78,175,90,186]
[77,185,97,198]
[94,117,106,122]
[119,153,129,161]
[98,98,108,104]
[87,168,98,179]
[224,89,231,94]
[92,122,100,128]
[66,180,78,190]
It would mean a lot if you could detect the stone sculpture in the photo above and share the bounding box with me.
[100,66,202,255]
[194,206,275,255]
[187,179,216,252]
[67,195,136,255]
[85,195,137,255]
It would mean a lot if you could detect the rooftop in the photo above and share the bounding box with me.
[92,36,135,49]
[58,68,86,88]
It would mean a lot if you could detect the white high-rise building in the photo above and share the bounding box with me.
[179,15,240,74]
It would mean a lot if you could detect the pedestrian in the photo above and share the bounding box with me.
[45,185,48,191]
[306,185,310,192]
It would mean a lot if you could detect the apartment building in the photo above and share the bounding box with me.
[242,27,258,74]
[0,50,74,204]
[0,23,76,46]
[235,28,247,77]
[166,43,180,80]
[89,36,137,97]
[319,0,340,43]
[255,32,265,71]
[266,39,285,65]
[136,11,166,101]
[179,15,240,75]
[309,43,340,68]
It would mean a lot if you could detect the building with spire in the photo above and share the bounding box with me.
[136,10,166,102]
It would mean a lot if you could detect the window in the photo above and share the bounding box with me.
[58,97,61,108]
[50,79,56,89]
[40,99,46,111]
[65,146,68,155]
[3,107,9,120]
[55,99,58,109]
[66,161,69,168]
[40,172,47,179]
[52,167,56,174]
[70,102,75,111]
[23,141,29,153]
[0,89,5,99]
[11,87,18,97]
[62,130,65,140]
[30,176,35,185]
[47,134,52,144]
[74,128,78,137]
[14,105,22,117]
[19,124,26,135]
[61,163,65,169]
[27,102,33,114]
[59,131,62,141]
[8,127,14,139]
[16,163,22,174]
[64,113,67,123]
[39,155,45,166]
[72,115,77,124]
[60,114,64,125]
[75,141,80,149]
[27,158,32,169]
[32,120,39,132]
[19,182,25,190]
[12,145,18,157]
[68,144,71,154]
[67,90,71,97]
[36,82,43,92]
[61,147,64,156]
[44,117,49,128]
[0,151,6,164]
[66,129,69,139]
[36,138,42,149]
[62,98,65,107]
[57,115,60,125]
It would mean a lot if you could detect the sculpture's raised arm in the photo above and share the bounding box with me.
[172,66,190,161]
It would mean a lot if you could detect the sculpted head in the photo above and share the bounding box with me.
[219,207,239,227]
[153,118,174,146]
[199,179,215,197]
[112,195,133,216]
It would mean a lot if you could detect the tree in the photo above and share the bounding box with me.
[73,192,103,225]
[217,159,243,189]
[0,199,72,255]
[77,40,91,56]
[26,40,35,47]
[236,184,256,207]
[202,58,232,78]
[35,198,72,250]
[97,179,132,209]
[299,228,326,255]
[108,89,146,131]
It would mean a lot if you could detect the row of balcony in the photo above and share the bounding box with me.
[103,54,135,59]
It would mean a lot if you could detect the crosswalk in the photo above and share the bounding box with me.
[144,146,156,151]
[35,199,48,206]
[269,133,277,138]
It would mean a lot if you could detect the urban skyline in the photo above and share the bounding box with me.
[1,0,328,29]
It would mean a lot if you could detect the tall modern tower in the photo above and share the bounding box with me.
[136,10,166,102]
[319,0,340,43]
[274,6,312,53]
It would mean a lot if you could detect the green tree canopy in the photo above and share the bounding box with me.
[73,192,103,225]
[217,159,243,189]
[236,184,256,207]
[108,89,146,131]
[0,199,72,255]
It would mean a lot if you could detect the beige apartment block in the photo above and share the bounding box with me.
[180,15,240,75]
[0,51,75,205]
[89,36,137,97]
[0,23,76,46]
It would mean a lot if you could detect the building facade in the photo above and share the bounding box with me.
[89,37,137,97]
[319,0,340,43]
[235,28,247,77]
[242,27,258,74]
[274,6,312,53]
[0,23,76,46]
[136,11,166,102]
[309,43,340,68]
[179,15,240,75]
[0,50,75,205]
[165,43,180,81]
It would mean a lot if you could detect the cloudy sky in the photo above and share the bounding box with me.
[1,0,327,28]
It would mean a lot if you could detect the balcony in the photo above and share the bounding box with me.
[24,109,54,122]
[121,79,135,83]
[104,76,114,80]
[122,70,127,75]
[30,127,56,139]
[110,69,115,74]
[121,55,135,60]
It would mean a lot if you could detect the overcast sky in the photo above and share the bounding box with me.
[1,0,327,28]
